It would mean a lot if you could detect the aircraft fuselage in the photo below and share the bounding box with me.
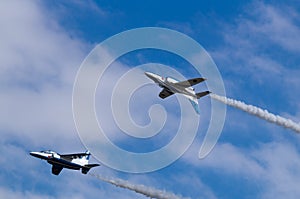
[30,151,82,170]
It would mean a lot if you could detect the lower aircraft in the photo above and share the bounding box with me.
[145,71,210,114]
[30,150,99,175]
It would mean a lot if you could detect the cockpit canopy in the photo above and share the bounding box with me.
[41,150,56,154]
[166,77,178,84]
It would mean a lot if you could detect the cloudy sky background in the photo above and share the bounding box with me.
[1,0,300,198]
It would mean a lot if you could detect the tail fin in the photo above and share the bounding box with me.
[85,150,91,161]
[183,94,200,114]
[81,151,100,174]
[188,98,200,114]
[77,150,91,165]
[184,91,210,114]
[196,91,211,99]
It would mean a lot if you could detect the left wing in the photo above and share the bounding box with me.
[174,77,206,87]
[159,88,174,99]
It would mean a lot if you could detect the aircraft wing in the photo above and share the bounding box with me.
[52,164,63,175]
[159,88,174,99]
[60,153,87,161]
[174,78,206,87]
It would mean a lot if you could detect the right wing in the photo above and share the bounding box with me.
[52,164,63,175]
[174,78,206,87]
[60,153,87,161]
[159,88,174,99]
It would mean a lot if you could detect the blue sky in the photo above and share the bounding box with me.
[1,0,300,198]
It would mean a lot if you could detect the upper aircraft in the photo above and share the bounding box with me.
[145,72,210,114]
[30,150,99,175]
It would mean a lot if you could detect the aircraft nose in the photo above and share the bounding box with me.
[30,152,40,158]
[144,72,159,80]
[144,72,152,77]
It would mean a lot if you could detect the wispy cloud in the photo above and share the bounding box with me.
[0,187,55,199]
[246,2,300,53]
[211,1,300,128]
[214,1,300,84]
[183,140,300,198]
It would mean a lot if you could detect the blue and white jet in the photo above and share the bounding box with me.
[30,150,99,175]
[145,72,210,114]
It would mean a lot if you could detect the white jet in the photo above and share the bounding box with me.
[30,150,99,175]
[145,72,210,114]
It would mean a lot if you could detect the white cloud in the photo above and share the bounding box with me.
[0,0,88,149]
[210,1,300,133]
[213,2,300,85]
[0,0,86,87]
[0,187,55,199]
[169,174,217,199]
[182,139,300,198]
[0,1,147,198]
[247,2,300,53]
[253,142,300,198]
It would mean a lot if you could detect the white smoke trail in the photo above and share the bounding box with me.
[210,94,300,133]
[90,173,190,199]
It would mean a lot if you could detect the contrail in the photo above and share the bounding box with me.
[90,173,190,199]
[210,94,300,133]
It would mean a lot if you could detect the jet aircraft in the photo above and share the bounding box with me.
[145,72,210,114]
[30,150,99,175]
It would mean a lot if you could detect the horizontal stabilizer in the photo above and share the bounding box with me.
[196,91,211,99]
[82,164,100,174]
[85,164,100,168]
